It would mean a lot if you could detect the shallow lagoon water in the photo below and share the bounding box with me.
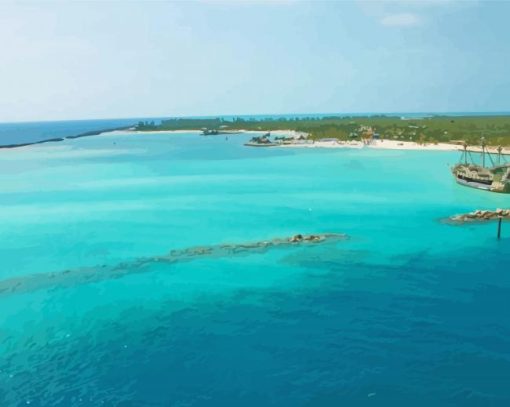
[0,132,509,406]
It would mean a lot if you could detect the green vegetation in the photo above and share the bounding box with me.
[136,115,510,146]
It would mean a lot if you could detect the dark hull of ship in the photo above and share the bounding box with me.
[454,176,492,191]
[454,173,510,193]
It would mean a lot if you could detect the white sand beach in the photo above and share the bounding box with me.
[278,139,458,151]
[278,138,510,154]
[368,139,459,151]
[126,129,203,135]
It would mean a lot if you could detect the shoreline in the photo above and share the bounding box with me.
[278,139,459,152]
[277,138,510,154]
[0,125,133,150]
[3,126,510,155]
[0,128,303,150]
[126,129,202,135]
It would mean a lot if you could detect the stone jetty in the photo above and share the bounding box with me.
[448,209,510,223]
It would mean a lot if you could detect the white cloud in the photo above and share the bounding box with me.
[358,0,480,28]
[380,12,421,27]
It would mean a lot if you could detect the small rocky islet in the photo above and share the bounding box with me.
[448,208,510,223]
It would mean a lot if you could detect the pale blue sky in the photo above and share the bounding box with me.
[0,0,509,122]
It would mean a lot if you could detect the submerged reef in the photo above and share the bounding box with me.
[0,233,347,296]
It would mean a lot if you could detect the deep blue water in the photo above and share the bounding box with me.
[0,130,509,406]
[0,118,160,146]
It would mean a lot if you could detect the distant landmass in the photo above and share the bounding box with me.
[2,112,510,148]
[136,113,510,146]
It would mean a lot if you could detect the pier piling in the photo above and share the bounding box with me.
[497,216,502,239]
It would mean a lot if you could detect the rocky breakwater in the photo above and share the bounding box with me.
[448,209,510,224]
[163,233,346,258]
[289,234,326,243]
[0,233,348,296]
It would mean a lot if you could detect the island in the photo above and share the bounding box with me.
[134,115,510,151]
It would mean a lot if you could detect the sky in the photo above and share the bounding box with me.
[0,0,509,122]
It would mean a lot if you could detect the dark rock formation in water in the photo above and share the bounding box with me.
[0,126,132,149]
[0,233,347,296]
[447,208,510,223]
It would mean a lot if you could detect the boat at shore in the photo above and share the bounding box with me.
[451,138,510,193]
[244,132,279,147]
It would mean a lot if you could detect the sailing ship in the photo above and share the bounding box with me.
[451,137,510,193]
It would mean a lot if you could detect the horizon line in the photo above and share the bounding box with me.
[2,110,510,125]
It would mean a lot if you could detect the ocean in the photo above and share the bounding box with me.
[0,118,148,147]
[0,130,509,406]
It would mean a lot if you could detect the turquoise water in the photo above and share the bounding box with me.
[0,132,509,406]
